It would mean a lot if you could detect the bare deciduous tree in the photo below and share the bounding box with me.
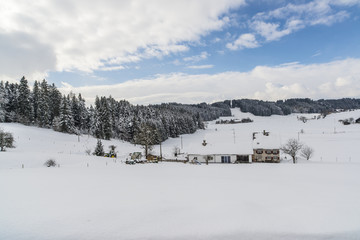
[173,146,180,157]
[0,129,15,152]
[134,123,159,159]
[280,138,303,164]
[301,145,314,160]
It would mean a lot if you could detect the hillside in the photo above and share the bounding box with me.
[217,98,360,116]
[1,109,360,239]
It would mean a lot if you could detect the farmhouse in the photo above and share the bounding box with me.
[252,131,280,163]
[187,139,253,164]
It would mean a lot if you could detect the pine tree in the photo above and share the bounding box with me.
[38,80,50,127]
[4,82,19,122]
[48,83,62,123]
[17,76,32,124]
[0,81,5,122]
[77,94,89,133]
[100,97,112,140]
[31,81,40,123]
[93,139,104,156]
[93,96,103,139]
[56,95,76,134]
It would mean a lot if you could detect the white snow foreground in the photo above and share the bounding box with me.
[1,109,360,240]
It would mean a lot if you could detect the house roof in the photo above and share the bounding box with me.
[252,132,280,149]
[185,131,253,155]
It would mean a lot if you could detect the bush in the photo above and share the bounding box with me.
[44,159,57,167]
[0,129,15,152]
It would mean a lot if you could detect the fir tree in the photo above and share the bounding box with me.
[100,97,112,140]
[0,81,5,122]
[56,95,76,134]
[77,94,89,133]
[38,80,50,127]
[4,82,19,122]
[17,76,32,124]
[31,81,40,123]
[93,96,103,139]
[48,83,62,122]
[93,139,105,156]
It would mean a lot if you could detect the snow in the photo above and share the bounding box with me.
[1,109,360,239]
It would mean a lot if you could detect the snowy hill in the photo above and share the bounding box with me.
[1,109,360,239]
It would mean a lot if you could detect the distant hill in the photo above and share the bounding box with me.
[213,98,360,116]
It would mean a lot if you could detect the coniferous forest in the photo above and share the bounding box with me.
[0,77,231,144]
[1,77,360,145]
[218,98,360,116]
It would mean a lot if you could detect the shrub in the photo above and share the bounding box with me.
[0,129,15,152]
[44,159,57,167]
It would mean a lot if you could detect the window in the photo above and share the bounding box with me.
[221,156,231,163]
[273,156,279,160]
[256,149,263,154]
[265,156,272,160]
[272,150,279,154]
[265,150,272,154]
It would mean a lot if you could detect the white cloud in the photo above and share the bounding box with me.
[251,21,292,41]
[244,0,353,44]
[226,33,259,50]
[0,0,246,79]
[183,52,210,62]
[99,66,126,71]
[58,58,360,105]
[187,65,214,69]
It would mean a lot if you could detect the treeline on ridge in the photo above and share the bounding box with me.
[0,77,231,144]
[218,98,360,116]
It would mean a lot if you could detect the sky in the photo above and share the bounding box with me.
[1,0,360,105]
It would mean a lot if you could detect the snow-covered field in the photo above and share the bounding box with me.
[1,109,360,239]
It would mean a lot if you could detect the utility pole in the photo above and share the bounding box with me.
[232,129,236,144]
[181,136,183,149]
[160,141,163,161]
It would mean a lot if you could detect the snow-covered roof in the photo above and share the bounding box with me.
[185,131,253,155]
[186,141,253,155]
[252,132,280,149]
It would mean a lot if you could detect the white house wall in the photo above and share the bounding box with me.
[188,154,251,164]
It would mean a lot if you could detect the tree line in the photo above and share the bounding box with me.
[0,77,231,145]
[219,98,360,116]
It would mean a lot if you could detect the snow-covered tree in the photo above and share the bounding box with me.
[93,139,104,156]
[92,96,103,139]
[280,139,303,164]
[38,80,50,127]
[0,129,15,151]
[54,95,76,134]
[48,83,62,123]
[31,81,40,123]
[0,81,5,122]
[301,145,314,160]
[134,122,159,158]
[100,97,112,140]
[4,82,19,122]
[17,76,32,124]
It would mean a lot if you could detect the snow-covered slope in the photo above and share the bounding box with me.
[1,109,360,240]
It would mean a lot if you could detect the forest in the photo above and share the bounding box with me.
[219,98,360,116]
[0,77,231,145]
[2,77,360,144]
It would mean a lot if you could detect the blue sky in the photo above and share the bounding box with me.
[1,0,360,104]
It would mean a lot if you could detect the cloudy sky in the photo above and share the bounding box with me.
[1,0,360,104]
